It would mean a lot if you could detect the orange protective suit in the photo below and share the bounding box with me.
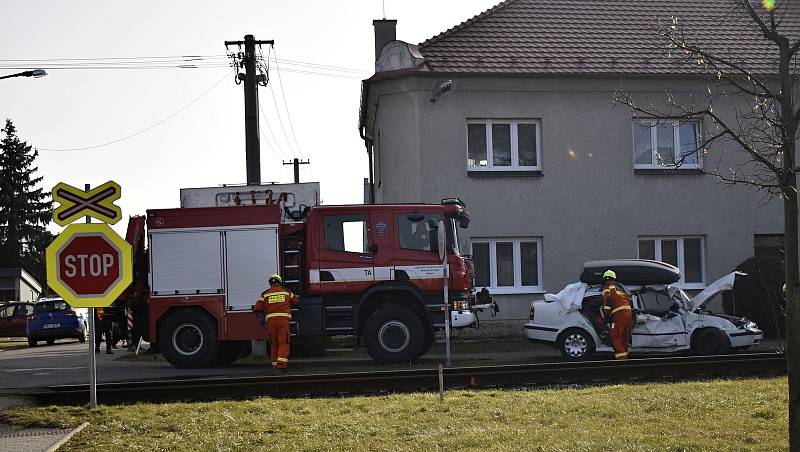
[602,282,633,360]
[255,284,299,369]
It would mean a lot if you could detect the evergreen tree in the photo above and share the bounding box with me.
[0,119,53,285]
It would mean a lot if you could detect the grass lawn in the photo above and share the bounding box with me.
[2,377,786,451]
[0,336,27,351]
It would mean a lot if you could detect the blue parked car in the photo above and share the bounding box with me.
[27,298,88,346]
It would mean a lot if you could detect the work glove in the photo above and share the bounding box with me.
[256,311,265,327]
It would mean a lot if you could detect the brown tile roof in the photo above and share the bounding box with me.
[416,0,800,76]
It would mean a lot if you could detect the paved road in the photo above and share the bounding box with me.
[1,337,784,392]
[0,338,559,391]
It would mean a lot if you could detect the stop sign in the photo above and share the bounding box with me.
[46,223,133,308]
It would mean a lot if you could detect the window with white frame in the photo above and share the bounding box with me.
[471,238,542,293]
[467,119,541,171]
[638,236,705,288]
[633,120,701,169]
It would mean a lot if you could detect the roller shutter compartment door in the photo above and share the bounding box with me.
[150,231,223,295]
[224,228,279,311]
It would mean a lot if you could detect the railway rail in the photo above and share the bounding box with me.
[15,352,785,405]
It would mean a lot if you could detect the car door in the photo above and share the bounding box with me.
[0,304,14,336]
[630,289,687,351]
[10,304,33,336]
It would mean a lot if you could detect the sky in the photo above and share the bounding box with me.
[0,0,500,234]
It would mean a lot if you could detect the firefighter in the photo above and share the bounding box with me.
[253,274,299,372]
[94,307,113,354]
[601,270,633,360]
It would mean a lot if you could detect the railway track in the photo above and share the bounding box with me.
[18,352,785,404]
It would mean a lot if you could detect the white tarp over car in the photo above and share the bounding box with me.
[687,271,746,311]
[544,282,588,312]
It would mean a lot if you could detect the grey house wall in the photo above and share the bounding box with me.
[365,75,784,337]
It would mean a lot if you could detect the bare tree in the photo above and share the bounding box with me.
[614,0,799,448]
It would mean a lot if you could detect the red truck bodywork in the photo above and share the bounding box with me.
[127,201,476,368]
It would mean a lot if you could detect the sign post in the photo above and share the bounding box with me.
[438,221,451,367]
[46,181,130,409]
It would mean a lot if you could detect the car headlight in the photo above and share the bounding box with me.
[743,321,760,332]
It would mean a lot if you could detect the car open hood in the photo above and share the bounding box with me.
[687,271,746,311]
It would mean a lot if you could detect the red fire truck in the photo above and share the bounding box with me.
[123,194,494,368]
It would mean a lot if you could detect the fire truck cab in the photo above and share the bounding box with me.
[133,197,489,368]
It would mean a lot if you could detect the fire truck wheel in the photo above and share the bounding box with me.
[363,304,427,363]
[159,309,219,368]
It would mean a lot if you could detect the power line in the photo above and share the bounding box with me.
[37,70,232,152]
[257,97,291,161]
[271,50,306,160]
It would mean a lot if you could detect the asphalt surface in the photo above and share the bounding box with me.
[0,338,562,391]
[0,337,786,392]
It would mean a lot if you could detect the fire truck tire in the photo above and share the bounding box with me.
[158,309,219,368]
[363,304,427,363]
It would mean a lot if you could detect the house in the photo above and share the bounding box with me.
[358,0,786,334]
[0,267,42,302]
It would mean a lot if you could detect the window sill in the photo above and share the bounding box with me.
[634,168,703,175]
[479,287,546,295]
[468,170,543,177]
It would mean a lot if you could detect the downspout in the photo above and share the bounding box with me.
[359,79,377,204]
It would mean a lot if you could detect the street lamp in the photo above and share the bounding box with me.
[0,69,47,80]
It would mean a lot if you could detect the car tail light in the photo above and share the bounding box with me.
[529,304,535,321]
[27,314,36,321]
[65,310,78,317]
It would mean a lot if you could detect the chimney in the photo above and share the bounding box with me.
[373,19,397,61]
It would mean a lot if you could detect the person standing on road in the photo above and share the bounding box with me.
[601,270,633,360]
[94,307,113,355]
[253,274,299,372]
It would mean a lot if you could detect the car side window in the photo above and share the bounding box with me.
[638,290,674,314]
[0,306,12,318]
[14,305,32,316]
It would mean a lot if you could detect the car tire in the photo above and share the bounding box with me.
[46,339,55,345]
[558,328,595,360]
[28,338,37,347]
[692,328,731,355]
[158,309,219,369]
[363,304,428,363]
[78,323,88,343]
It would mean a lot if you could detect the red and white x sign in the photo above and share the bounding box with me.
[52,181,122,226]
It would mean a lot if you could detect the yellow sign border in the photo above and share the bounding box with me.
[46,223,133,308]
[52,181,122,226]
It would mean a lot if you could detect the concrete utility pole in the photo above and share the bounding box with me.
[282,158,310,183]
[225,35,274,185]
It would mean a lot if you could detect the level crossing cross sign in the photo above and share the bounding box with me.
[46,223,133,308]
[52,181,122,226]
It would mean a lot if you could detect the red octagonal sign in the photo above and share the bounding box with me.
[59,236,121,295]
[46,223,133,308]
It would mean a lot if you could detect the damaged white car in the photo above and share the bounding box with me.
[524,260,763,359]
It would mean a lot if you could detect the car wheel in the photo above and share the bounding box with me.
[158,309,219,368]
[78,323,88,343]
[558,328,595,360]
[692,328,731,355]
[363,304,428,363]
[28,338,37,347]
[46,339,55,345]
